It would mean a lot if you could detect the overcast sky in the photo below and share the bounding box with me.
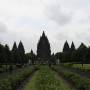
[0,0,90,53]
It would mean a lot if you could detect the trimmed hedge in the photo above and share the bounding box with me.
[51,66,90,90]
[0,66,38,90]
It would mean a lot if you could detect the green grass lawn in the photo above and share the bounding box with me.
[24,66,71,90]
[63,63,90,70]
[72,64,90,70]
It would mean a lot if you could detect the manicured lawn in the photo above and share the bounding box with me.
[73,64,90,70]
[63,63,90,70]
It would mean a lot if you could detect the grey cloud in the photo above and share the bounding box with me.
[0,0,90,53]
[55,33,70,41]
[76,32,90,44]
[0,22,7,33]
[46,3,72,25]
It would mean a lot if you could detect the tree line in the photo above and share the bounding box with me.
[55,41,90,64]
[0,41,28,65]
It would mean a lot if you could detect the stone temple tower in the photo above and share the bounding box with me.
[37,31,51,64]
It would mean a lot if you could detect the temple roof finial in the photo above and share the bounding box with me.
[42,31,45,37]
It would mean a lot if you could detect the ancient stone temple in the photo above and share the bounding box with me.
[37,31,51,64]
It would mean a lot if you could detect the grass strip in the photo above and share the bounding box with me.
[24,66,71,90]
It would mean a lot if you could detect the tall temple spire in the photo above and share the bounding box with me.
[37,31,51,64]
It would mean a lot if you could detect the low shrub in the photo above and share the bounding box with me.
[52,66,90,90]
[0,66,38,90]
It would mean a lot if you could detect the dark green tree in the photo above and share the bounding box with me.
[4,44,11,64]
[50,53,57,65]
[77,43,87,66]
[55,52,63,63]
[0,44,5,64]
[71,43,87,65]
[4,44,11,71]
[26,50,36,64]
[86,47,90,63]
[30,50,36,64]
